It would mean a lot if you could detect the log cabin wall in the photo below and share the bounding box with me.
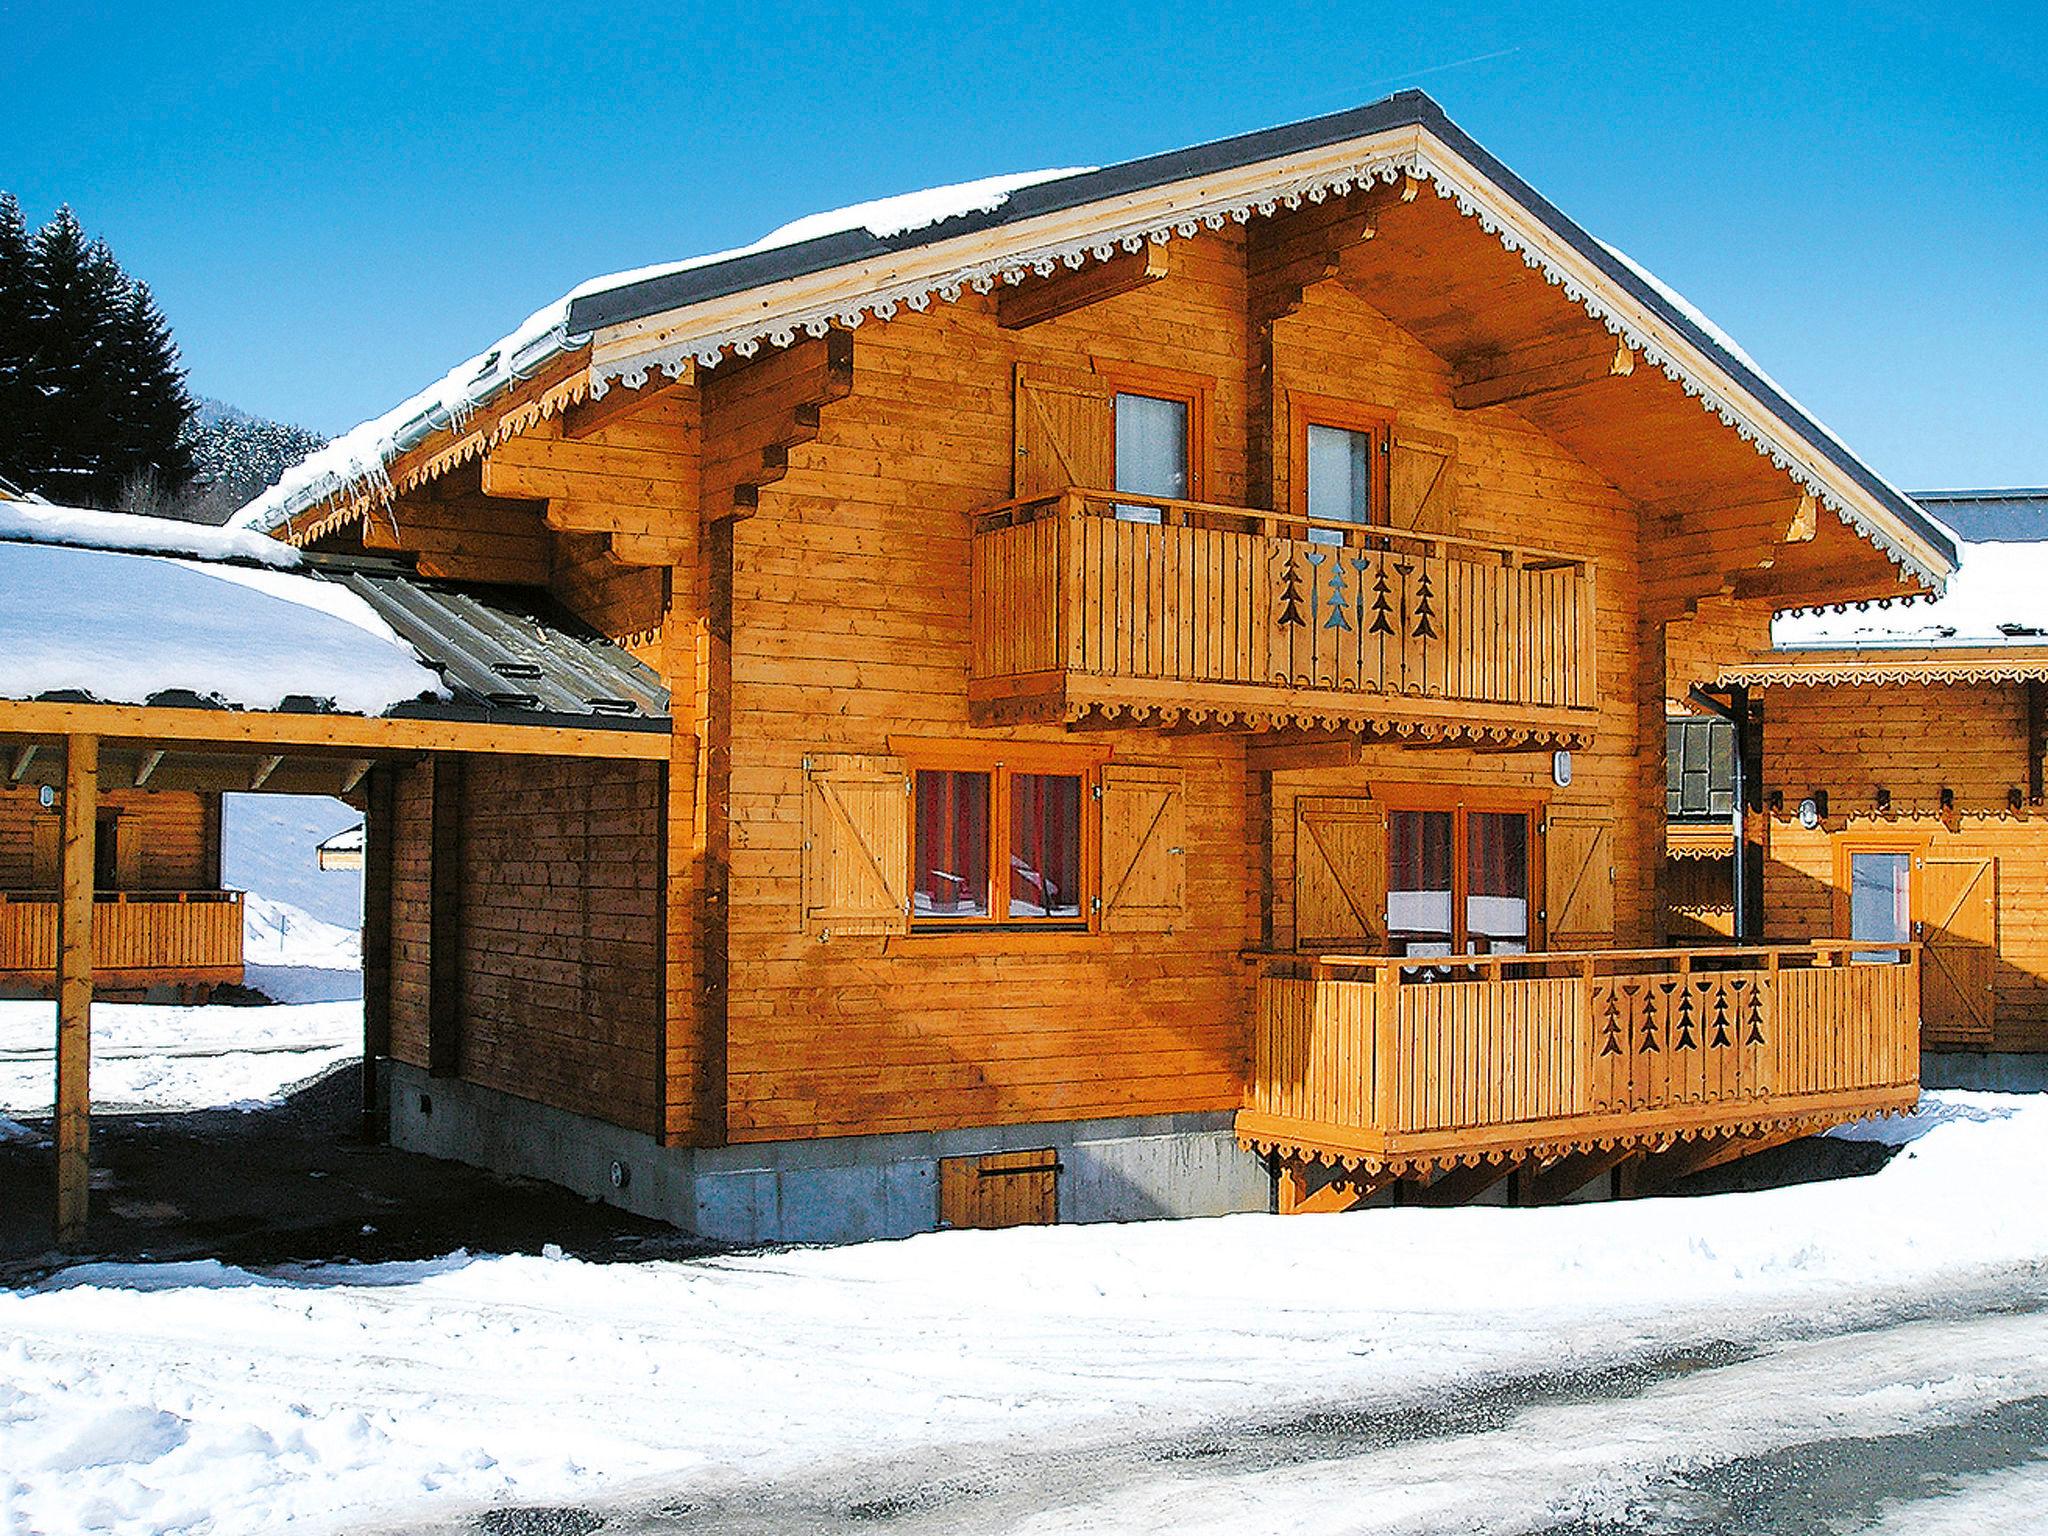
[1762,680,2048,1050]
[0,787,217,891]
[382,752,666,1132]
[716,226,1658,1145]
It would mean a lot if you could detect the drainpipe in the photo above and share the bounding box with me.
[1688,683,1752,944]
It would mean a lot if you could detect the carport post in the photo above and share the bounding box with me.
[54,732,98,1247]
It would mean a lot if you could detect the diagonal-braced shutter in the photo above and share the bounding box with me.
[1015,363,1114,497]
[1293,796,1387,952]
[1545,811,1614,945]
[1098,764,1185,932]
[802,754,910,936]
[1387,424,1457,533]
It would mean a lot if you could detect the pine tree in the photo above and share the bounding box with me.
[0,193,33,485]
[0,198,196,505]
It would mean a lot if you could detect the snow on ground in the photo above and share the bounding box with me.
[2,1091,2046,1534]
[0,998,359,1115]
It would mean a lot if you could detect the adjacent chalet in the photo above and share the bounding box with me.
[97,91,1949,1237]
[1710,490,2048,1056]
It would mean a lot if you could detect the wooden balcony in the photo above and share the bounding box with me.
[970,490,1599,745]
[0,890,245,989]
[1238,944,1919,1179]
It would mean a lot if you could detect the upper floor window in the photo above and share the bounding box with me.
[1113,393,1188,523]
[1290,394,1391,544]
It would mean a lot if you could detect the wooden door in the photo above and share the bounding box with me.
[1917,855,1996,1044]
[1014,365,1113,497]
[939,1149,1059,1229]
[1293,796,1387,951]
[1387,424,1457,533]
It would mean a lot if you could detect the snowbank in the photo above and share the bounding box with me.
[1774,539,2048,648]
[232,168,1089,534]
[0,998,359,1115]
[0,541,444,715]
[1,1090,2044,1534]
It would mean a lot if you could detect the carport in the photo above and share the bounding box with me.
[0,502,669,1245]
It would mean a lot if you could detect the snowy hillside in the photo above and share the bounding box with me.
[223,793,360,929]
[242,892,360,971]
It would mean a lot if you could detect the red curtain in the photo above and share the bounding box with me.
[915,771,989,915]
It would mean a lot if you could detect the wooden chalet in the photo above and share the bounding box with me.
[224,92,1956,1237]
[1710,490,2048,1056]
[0,502,668,1245]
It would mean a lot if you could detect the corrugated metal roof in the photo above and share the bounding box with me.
[302,553,669,728]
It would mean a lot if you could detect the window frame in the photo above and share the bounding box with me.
[1376,786,1546,954]
[891,737,1112,933]
[1095,358,1213,505]
[1286,392,1392,527]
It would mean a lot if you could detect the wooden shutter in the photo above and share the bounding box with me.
[31,816,59,889]
[1293,796,1387,952]
[939,1148,1058,1229]
[113,816,141,889]
[1098,764,1185,932]
[1918,855,1996,1044]
[802,754,910,936]
[1387,424,1457,533]
[1545,812,1614,945]
[1015,364,1114,497]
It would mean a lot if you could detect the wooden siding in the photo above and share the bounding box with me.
[0,786,217,892]
[383,753,666,1132]
[1762,679,2048,1051]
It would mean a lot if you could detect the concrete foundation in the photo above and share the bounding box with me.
[1923,1052,2048,1093]
[384,1061,1273,1244]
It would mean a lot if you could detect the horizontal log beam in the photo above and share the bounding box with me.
[997,246,1168,329]
[1454,332,1634,410]
[0,700,672,761]
[561,368,691,441]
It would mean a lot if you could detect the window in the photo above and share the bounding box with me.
[1385,797,1538,958]
[94,812,121,891]
[899,740,1108,929]
[1099,360,1209,522]
[1290,395,1390,543]
[1848,850,1912,964]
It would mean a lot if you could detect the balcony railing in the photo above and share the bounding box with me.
[0,890,245,985]
[970,489,1599,742]
[1238,943,1919,1177]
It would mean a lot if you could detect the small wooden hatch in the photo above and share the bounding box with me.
[938,1148,1059,1229]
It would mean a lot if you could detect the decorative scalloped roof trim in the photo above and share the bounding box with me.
[1238,1097,1913,1180]
[1724,658,2048,688]
[590,150,1945,592]
[277,369,590,547]
[1056,698,1594,750]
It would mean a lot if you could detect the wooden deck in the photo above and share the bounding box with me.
[0,890,245,988]
[969,489,1599,744]
[1238,943,1919,1178]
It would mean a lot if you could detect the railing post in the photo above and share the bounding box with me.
[1373,961,1400,1134]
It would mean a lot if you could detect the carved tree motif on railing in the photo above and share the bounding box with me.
[1277,550,1307,629]
[1591,972,1774,1113]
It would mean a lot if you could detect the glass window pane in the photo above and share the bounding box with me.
[1114,393,1187,523]
[1010,773,1083,919]
[1387,809,1454,956]
[1850,851,1911,963]
[1306,423,1371,544]
[913,770,989,918]
[1466,811,1529,954]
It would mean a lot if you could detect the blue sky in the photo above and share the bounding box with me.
[5,0,2043,489]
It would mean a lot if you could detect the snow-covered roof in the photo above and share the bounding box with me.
[1909,489,2048,545]
[317,824,364,854]
[1775,539,2048,651]
[231,169,1088,534]
[228,92,1956,590]
[0,539,444,715]
[0,499,300,568]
